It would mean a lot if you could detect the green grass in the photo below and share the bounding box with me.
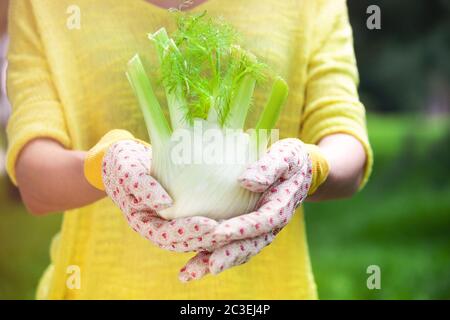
[0,185,62,299]
[306,113,450,299]
[0,113,449,299]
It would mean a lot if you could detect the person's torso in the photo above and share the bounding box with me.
[31,0,318,299]
[33,0,315,149]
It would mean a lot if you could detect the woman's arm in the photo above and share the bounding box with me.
[299,2,373,200]
[307,133,366,201]
[5,0,100,215]
[15,138,105,215]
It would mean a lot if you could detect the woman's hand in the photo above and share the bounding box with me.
[101,138,313,282]
[102,139,221,252]
[178,138,313,281]
[101,133,364,282]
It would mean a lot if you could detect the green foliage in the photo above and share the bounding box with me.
[348,0,450,113]
[306,114,450,299]
[158,11,267,125]
[0,201,61,299]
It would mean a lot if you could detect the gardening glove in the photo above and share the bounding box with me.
[84,129,148,190]
[85,130,220,252]
[178,138,329,281]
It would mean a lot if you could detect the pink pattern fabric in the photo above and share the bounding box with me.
[102,140,220,252]
[178,138,312,281]
[102,138,312,281]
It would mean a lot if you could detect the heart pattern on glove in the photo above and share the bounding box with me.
[102,140,221,253]
[102,139,312,282]
[178,138,313,281]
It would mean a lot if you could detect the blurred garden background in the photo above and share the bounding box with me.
[0,0,449,299]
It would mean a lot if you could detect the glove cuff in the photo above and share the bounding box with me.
[304,144,330,195]
[84,130,149,190]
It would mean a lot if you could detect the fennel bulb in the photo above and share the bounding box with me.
[126,12,288,220]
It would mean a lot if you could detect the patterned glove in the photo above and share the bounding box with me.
[178,138,318,281]
[102,139,225,252]
[86,132,329,281]
[85,130,220,252]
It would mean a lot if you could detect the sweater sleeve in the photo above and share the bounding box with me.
[6,0,72,185]
[299,0,373,189]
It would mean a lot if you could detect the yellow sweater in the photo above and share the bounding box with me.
[6,0,372,299]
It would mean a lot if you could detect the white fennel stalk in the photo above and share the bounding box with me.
[126,13,288,220]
